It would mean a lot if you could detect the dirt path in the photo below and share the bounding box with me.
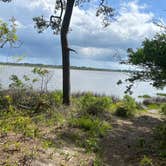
[101,110,165,166]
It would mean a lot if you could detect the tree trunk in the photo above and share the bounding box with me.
[61,0,75,105]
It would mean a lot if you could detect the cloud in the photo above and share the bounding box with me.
[13,0,54,12]
[0,0,164,69]
[63,0,162,65]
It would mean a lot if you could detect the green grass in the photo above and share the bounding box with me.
[0,90,114,164]
[146,103,161,110]
[69,116,111,137]
[0,90,161,165]
[68,116,111,152]
[0,110,39,138]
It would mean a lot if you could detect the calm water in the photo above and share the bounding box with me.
[0,65,166,100]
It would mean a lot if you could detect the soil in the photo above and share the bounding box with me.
[0,109,165,166]
[101,110,166,166]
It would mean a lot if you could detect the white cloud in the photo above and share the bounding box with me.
[14,0,54,12]
[15,20,26,29]
[0,0,165,68]
[68,0,162,60]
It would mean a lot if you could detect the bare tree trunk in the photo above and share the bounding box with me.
[61,0,75,105]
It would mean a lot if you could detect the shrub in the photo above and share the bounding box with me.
[78,93,112,116]
[115,95,137,117]
[0,94,13,110]
[50,91,63,107]
[153,123,166,149]
[0,111,38,138]
[160,104,166,116]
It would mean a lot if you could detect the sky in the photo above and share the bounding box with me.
[0,0,165,69]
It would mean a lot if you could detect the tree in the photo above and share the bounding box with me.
[0,17,18,48]
[33,0,114,105]
[124,33,166,93]
[1,0,114,105]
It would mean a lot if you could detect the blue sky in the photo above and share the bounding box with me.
[0,0,165,69]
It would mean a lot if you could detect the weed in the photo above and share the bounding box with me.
[42,139,56,149]
[139,155,153,166]
[69,116,111,137]
[0,110,39,138]
[69,116,111,152]
[50,91,63,107]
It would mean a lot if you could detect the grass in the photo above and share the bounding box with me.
[0,90,114,165]
[0,89,165,165]
[146,103,161,109]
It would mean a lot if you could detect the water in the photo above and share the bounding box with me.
[0,65,166,100]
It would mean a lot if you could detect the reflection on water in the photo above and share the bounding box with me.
[0,65,166,100]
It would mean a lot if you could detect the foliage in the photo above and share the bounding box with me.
[32,67,53,92]
[69,116,111,152]
[0,110,39,137]
[0,94,13,109]
[50,91,63,107]
[115,95,137,117]
[160,104,166,116]
[9,75,28,90]
[124,33,166,93]
[0,17,18,48]
[7,68,54,110]
[69,116,111,137]
[78,93,112,117]
[8,68,51,92]
[139,155,153,166]
[32,0,114,105]
[33,0,114,34]
[153,123,166,150]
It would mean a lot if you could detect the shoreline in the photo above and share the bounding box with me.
[0,62,133,73]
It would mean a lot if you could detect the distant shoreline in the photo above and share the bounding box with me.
[0,62,133,73]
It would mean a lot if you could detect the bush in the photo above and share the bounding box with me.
[78,93,112,116]
[0,111,38,138]
[160,104,166,116]
[50,91,63,107]
[153,123,166,149]
[0,94,13,110]
[115,95,137,117]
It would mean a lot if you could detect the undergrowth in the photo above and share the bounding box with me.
[0,89,156,165]
[115,95,138,117]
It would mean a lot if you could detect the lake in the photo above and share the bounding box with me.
[0,65,166,101]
